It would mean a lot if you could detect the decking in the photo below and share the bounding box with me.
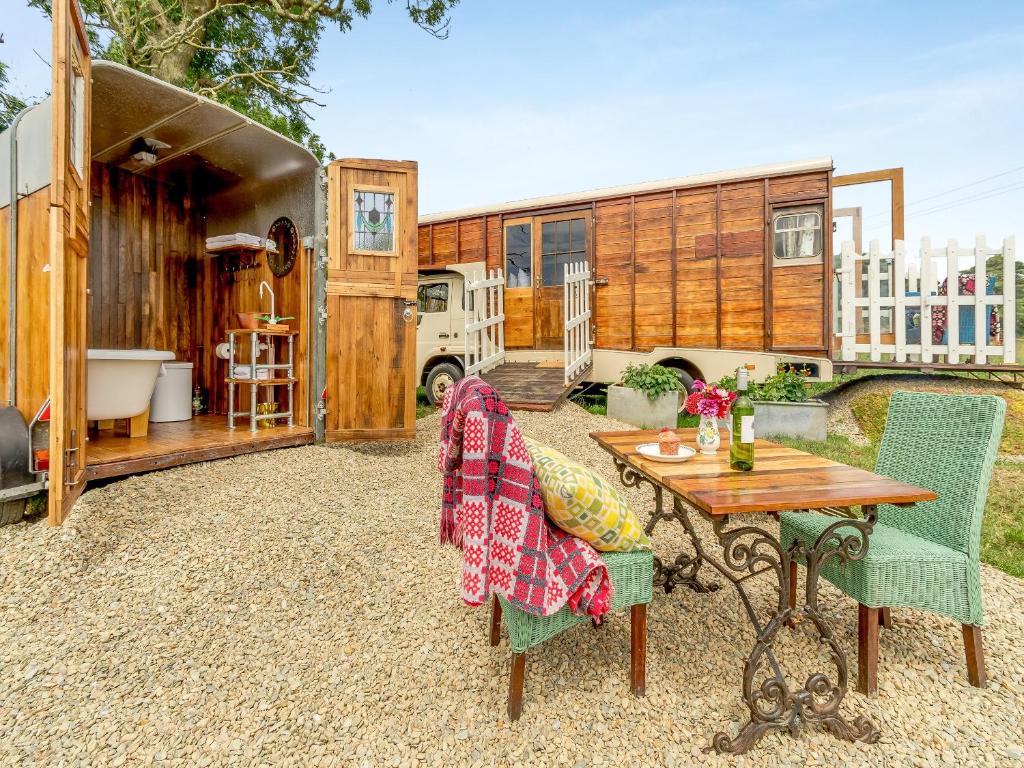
[481,362,580,412]
[85,415,314,481]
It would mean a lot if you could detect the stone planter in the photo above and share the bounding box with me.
[752,399,828,442]
[607,385,681,429]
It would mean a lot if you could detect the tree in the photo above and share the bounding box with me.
[28,0,457,158]
[1,59,30,132]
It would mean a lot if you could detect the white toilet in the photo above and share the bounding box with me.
[149,362,195,422]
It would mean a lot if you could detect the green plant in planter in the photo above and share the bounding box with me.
[719,365,810,403]
[620,363,683,401]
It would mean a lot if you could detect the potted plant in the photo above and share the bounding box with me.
[721,365,827,441]
[607,363,684,429]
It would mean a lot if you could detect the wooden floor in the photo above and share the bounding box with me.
[85,415,314,481]
[481,362,582,412]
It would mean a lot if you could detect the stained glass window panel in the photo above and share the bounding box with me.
[353,189,396,252]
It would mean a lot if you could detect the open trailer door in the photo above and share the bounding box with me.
[47,0,91,525]
[324,159,418,440]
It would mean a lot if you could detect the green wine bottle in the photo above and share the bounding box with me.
[730,365,755,471]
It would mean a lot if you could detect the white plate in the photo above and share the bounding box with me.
[636,442,696,463]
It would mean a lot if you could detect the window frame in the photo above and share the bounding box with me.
[417,281,449,314]
[772,204,824,265]
[502,217,534,290]
[349,183,399,256]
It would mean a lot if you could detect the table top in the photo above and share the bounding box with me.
[590,428,937,516]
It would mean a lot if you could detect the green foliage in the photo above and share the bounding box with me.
[620,363,683,401]
[0,60,29,132]
[719,366,810,403]
[984,253,1024,340]
[415,386,436,419]
[26,0,458,160]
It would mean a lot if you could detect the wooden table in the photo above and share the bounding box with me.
[590,428,936,755]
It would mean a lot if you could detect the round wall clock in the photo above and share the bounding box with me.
[266,217,298,277]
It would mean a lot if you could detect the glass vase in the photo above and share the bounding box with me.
[697,415,721,455]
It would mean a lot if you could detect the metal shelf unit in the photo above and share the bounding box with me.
[225,328,298,432]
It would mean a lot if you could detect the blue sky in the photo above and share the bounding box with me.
[5,1,1023,250]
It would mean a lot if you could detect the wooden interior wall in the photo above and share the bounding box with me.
[325,158,417,440]
[0,188,53,423]
[415,168,830,355]
[88,163,199,360]
[768,173,829,351]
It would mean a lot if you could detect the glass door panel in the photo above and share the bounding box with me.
[533,213,590,349]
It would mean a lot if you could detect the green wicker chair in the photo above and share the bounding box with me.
[489,550,653,720]
[781,390,1005,695]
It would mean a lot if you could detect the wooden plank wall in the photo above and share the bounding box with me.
[0,188,53,423]
[417,168,830,354]
[88,163,199,361]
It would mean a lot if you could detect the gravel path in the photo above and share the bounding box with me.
[2,405,1023,766]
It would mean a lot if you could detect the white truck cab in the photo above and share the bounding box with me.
[417,268,470,404]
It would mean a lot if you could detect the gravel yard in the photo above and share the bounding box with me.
[2,405,1023,767]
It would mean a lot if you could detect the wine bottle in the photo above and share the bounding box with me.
[730,365,755,471]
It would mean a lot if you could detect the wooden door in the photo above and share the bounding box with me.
[324,159,418,440]
[769,202,828,352]
[501,217,534,348]
[48,0,91,525]
[533,212,590,350]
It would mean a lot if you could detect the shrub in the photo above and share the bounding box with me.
[620,363,683,401]
[719,366,810,403]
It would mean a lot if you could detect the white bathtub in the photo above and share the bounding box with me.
[87,349,175,421]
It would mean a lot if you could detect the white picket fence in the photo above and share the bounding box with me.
[838,235,1017,364]
[563,261,593,384]
[464,268,505,376]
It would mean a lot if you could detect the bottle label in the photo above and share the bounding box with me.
[741,415,755,443]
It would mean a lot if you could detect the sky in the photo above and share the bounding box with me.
[4,0,1023,253]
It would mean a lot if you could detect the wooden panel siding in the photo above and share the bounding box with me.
[88,163,199,360]
[417,164,833,356]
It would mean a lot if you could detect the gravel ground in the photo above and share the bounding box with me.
[2,404,1023,767]
[824,375,1020,447]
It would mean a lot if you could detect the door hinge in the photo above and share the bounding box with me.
[318,306,328,325]
[315,401,328,419]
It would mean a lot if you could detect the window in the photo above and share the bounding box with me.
[504,222,532,287]
[70,68,85,177]
[540,217,586,286]
[773,206,823,261]
[417,282,448,313]
[353,188,396,253]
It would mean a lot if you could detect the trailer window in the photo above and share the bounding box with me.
[417,283,449,313]
[773,206,823,262]
[353,188,396,253]
[541,217,586,286]
[504,222,532,287]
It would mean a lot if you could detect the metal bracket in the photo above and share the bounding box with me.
[318,306,328,326]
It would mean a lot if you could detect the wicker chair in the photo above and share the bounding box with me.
[489,550,653,720]
[781,390,1005,695]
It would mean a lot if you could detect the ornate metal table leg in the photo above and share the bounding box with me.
[674,500,881,754]
[613,460,717,593]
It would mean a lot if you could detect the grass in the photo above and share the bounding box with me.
[776,390,1024,579]
[415,386,436,419]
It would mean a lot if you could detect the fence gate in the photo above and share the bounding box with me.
[564,261,593,384]
[838,235,1017,364]
[464,268,505,376]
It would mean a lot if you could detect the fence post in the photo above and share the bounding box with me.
[894,240,907,363]
[840,241,856,361]
[974,234,987,365]
[946,239,960,364]
[868,240,881,361]
[1005,236,1017,364]
[497,268,505,359]
[920,237,933,364]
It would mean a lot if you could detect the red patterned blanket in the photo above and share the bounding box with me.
[438,376,612,618]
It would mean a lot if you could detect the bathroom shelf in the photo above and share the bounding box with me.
[225,328,297,432]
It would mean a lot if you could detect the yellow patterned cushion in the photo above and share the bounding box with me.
[525,437,651,553]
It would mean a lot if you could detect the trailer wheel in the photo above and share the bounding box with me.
[0,499,26,527]
[663,365,696,394]
[426,363,463,406]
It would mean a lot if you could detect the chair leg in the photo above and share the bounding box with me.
[879,607,892,629]
[962,625,987,688]
[489,596,502,647]
[508,652,526,721]
[858,603,879,696]
[630,603,647,697]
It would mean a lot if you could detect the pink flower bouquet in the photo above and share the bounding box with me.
[683,380,737,420]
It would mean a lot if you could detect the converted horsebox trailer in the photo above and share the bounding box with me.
[0,0,419,526]
[415,158,840,407]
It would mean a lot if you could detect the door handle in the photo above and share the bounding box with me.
[594,277,609,287]
[438,333,450,339]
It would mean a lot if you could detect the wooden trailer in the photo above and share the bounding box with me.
[417,158,837,404]
[0,0,419,525]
